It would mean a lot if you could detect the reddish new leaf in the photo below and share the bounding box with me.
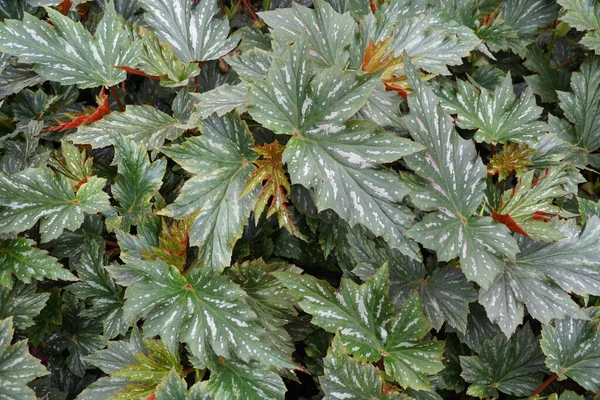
[114,65,161,80]
[492,209,531,237]
[43,89,110,132]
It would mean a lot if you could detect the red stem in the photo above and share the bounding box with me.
[241,0,259,20]
[369,0,377,13]
[109,86,125,112]
[531,373,558,396]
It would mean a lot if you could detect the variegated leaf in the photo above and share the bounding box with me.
[160,113,259,271]
[480,217,600,337]
[0,2,140,88]
[558,0,600,53]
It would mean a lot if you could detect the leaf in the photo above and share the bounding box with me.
[558,0,600,53]
[479,217,600,337]
[0,167,110,242]
[523,45,571,103]
[0,281,49,329]
[556,56,600,155]
[139,0,238,63]
[133,27,201,87]
[259,0,356,69]
[121,259,293,369]
[192,84,248,119]
[0,238,76,288]
[206,354,286,400]
[48,140,94,186]
[0,317,48,400]
[67,240,127,339]
[25,288,62,346]
[460,325,547,398]
[70,105,185,149]
[578,198,600,224]
[488,142,536,181]
[242,140,305,240]
[155,369,213,400]
[320,335,388,400]
[402,62,519,288]
[494,166,583,241]
[144,214,195,271]
[0,2,140,88]
[541,310,600,391]
[43,89,110,132]
[111,134,166,229]
[347,227,477,333]
[111,339,182,399]
[160,112,259,271]
[437,73,548,144]
[276,266,445,391]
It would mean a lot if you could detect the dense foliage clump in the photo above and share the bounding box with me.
[0,0,599,399]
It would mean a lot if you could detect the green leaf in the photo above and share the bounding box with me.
[139,0,238,63]
[480,217,600,336]
[111,339,182,399]
[556,56,600,155]
[558,0,600,53]
[494,166,583,241]
[0,167,110,242]
[48,140,93,186]
[403,63,519,288]
[460,325,547,398]
[0,238,76,288]
[111,134,166,229]
[438,73,548,144]
[136,27,201,87]
[70,105,185,148]
[0,2,140,88]
[156,369,213,400]
[122,259,292,369]
[206,354,286,400]
[192,84,248,119]
[0,281,48,329]
[320,335,387,400]
[67,240,127,339]
[160,112,259,271]
[523,45,571,103]
[248,37,375,137]
[0,317,48,400]
[259,0,356,69]
[541,309,600,391]
[347,227,477,333]
[579,198,600,223]
[276,266,445,391]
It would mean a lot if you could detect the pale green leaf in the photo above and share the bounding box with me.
[0,167,110,242]
[0,2,140,88]
[192,84,248,119]
[70,105,185,149]
[139,0,238,63]
[160,113,258,271]
[0,317,48,400]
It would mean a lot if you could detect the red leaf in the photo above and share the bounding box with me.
[146,395,156,400]
[43,89,110,132]
[56,0,72,15]
[492,210,531,237]
[114,65,161,80]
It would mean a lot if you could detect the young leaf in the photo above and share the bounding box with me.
[403,62,519,288]
[48,140,94,186]
[43,89,110,132]
[437,73,548,144]
[160,113,259,271]
[488,142,536,181]
[0,2,140,88]
[70,105,185,148]
[460,325,547,398]
[155,369,212,400]
[0,238,76,288]
[139,0,238,63]
[276,265,445,391]
[67,240,127,339]
[121,259,293,369]
[242,140,305,239]
[320,335,388,400]
[144,215,195,271]
[111,134,167,229]
[480,217,600,336]
[0,317,49,400]
[541,310,600,392]
[0,281,49,329]
[259,0,356,69]
[0,167,110,242]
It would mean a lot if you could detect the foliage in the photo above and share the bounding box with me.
[0,0,599,399]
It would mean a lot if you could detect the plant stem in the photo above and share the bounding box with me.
[369,0,377,13]
[109,86,124,112]
[531,373,558,396]
[241,0,259,21]
[263,0,271,11]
